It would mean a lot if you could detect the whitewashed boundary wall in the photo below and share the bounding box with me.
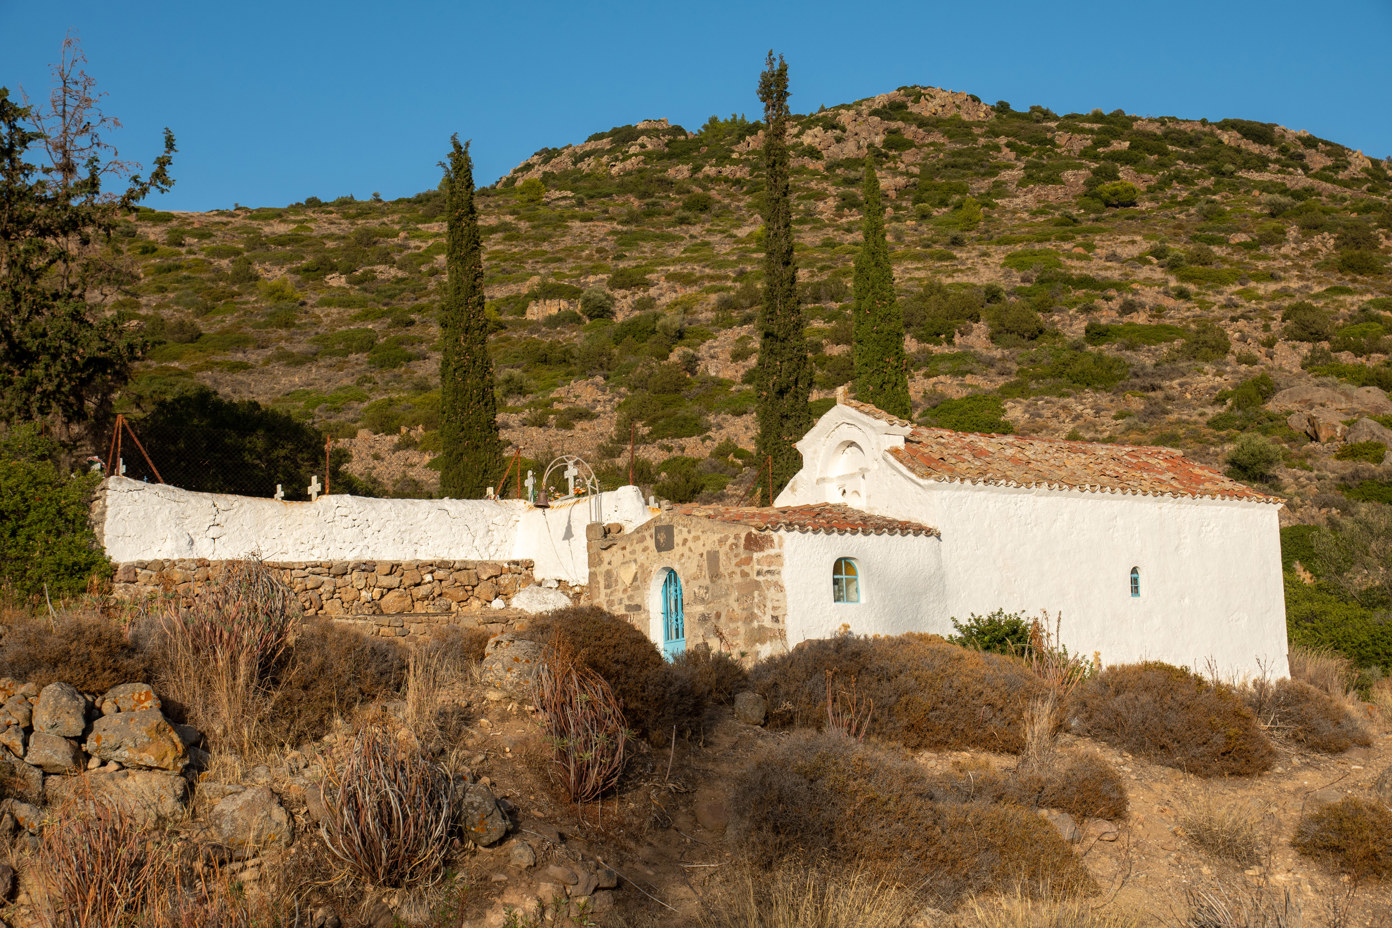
[95,477,652,585]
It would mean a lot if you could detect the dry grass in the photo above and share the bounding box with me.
[697,860,922,928]
[1370,678,1392,724]
[530,636,631,803]
[1242,677,1370,753]
[1182,883,1302,928]
[958,891,1145,928]
[1177,796,1268,867]
[1019,694,1059,772]
[318,722,455,889]
[0,605,153,692]
[1287,646,1359,707]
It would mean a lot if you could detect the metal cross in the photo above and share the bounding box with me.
[308,475,322,502]
[524,470,536,502]
[564,461,579,497]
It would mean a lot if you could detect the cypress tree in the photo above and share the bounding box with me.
[754,51,812,503]
[438,136,503,498]
[851,163,911,418]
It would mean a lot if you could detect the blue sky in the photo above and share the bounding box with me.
[4,0,1390,211]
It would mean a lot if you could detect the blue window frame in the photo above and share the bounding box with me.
[660,568,685,659]
[833,557,860,604]
[1130,567,1140,598]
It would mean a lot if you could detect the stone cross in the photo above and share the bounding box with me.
[486,486,495,500]
[564,461,579,497]
[274,484,284,501]
[524,470,536,502]
[308,475,322,502]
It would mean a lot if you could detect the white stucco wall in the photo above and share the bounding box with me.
[98,477,652,585]
[777,406,1290,679]
[782,532,945,647]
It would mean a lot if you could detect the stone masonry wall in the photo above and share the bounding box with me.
[112,559,578,639]
[587,516,788,660]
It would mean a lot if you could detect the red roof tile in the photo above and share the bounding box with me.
[841,397,1281,504]
[671,503,939,538]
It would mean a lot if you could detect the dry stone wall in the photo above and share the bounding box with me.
[587,516,788,659]
[112,559,577,639]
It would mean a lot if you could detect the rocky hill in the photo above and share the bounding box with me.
[107,85,1392,520]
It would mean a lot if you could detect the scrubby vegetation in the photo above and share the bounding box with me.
[1292,797,1392,881]
[1069,662,1276,776]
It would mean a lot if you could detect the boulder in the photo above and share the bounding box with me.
[379,589,413,614]
[733,691,767,726]
[510,585,573,614]
[457,782,509,846]
[0,695,32,729]
[0,750,44,804]
[99,683,161,715]
[0,725,25,759]
[25,732,84,774]
[205,786,294,859]
[1270,383,1392,417]
[85,709,188,772]
[480,633,543,694]
[1288,410,1348,443]
[5,800,43,834]
[33,683,87,737]
[692,790,730,834]
[1345,418,1392,449]
[46,768,190,827]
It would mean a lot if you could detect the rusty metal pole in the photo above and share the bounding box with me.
[106,414,122,476]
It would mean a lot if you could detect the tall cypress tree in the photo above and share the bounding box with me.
[438,136,503,498]
[851,163,911,418]
[754,51,812,503]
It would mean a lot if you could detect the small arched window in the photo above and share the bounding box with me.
[1130,567,1141,598]
[833,557,860,604]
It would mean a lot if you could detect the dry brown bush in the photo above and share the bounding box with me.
[1288,646,1358,705]
[1243,677,1371,753]
[420,623,491,665]
[1291,797,1392,881]
[750,633,1049,753]
[521,606,701,745]
[0,607,153,692]
[922,749,1129,823]
[1370,678,1392,723]
[728,731,1094,908]
[1068,662,1275,777]
[1183,883,1302,928]
[1177,796,1267,866]
[673,642,748,706]
[697,860,920,928]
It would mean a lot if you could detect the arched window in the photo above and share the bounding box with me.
[1130,567,1140,598]
[833,557,860,604]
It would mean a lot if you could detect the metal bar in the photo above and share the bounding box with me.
[121,419,164,484]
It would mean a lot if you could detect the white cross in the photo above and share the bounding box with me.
[308,476,322,502]
[118,457,127,477]
[486,486,495,499]
[274,484,284,501]
[564,461,579,497]
[524,470,536,502]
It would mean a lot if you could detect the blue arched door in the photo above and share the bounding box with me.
[661,568,685,659]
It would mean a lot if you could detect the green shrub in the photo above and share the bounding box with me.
[1283,574,1392,670]
[1068,662,1275,777]
[751,633,1048,753]
[1244,678,1370,753]
[1083,321,1187,347]
[607,267,652,291]
[918,394,1014,434]
[1093,181,1139,207]
[1225,433,1281,484]
[1180,320,1231,361]
[728,732,1094,907]
[0,426,110,598]
[579,286,615,320]
[1292,798,1392,881]
[947,609,1034,656]
[1336,441,1387,464]
[521,606,700,745]
[987,302,1045,344]
[1282,301,1334,342]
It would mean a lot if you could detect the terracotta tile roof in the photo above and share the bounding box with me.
[839,395,1280,503]
[672,503,940,538]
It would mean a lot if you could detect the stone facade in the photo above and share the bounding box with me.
[111,559,576,639]
[587,516,788,659]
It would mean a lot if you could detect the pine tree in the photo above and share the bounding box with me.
[851,163,911,418]
[754,51,812,503]
[438,136,503,498]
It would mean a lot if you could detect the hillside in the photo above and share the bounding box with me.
[106,85,1392,518]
